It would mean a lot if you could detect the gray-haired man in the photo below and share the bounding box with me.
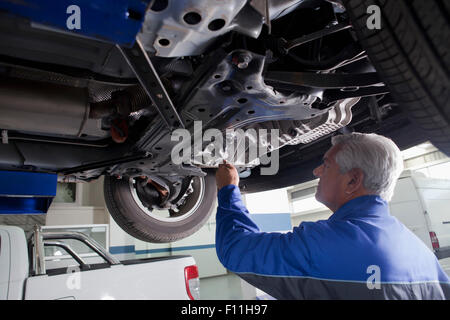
[215,132,450,299]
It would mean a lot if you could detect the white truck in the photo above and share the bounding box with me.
[0,225,200,300]
[389,171,450,275]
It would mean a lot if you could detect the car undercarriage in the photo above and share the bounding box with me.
[0,0,448,242]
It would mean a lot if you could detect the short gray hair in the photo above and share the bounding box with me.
[331,132,404,201]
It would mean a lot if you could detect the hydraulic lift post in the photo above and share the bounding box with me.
[0,171,57,214]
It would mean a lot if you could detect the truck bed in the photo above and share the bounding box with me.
[24,255,196,300]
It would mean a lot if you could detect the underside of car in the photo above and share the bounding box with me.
[0,0,448,242]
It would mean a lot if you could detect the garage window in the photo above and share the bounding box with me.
[53,182,78,204]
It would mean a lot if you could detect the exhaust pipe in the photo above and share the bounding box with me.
[0,78,152,139]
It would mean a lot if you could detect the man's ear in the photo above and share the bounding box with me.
[346,168,365,194]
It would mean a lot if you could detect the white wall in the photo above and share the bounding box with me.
[171,211,227,278]
[243,187,291,214]
[46,177,109,226]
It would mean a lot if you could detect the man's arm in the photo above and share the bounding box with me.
[215,184,315,276]
[215,163,319,298]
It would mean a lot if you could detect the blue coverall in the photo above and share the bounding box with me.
[215,185,450,299]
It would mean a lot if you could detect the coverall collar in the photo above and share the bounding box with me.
[328,194,389,221]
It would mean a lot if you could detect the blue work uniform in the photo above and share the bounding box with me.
[215,185,450,299]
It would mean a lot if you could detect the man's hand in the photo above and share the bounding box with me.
[216,160,239,190]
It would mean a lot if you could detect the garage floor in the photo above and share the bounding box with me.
[440,258,450,277]
[199,273,257,300]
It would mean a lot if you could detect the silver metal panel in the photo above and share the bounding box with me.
[138,0,262,57]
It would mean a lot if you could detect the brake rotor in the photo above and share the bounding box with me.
[134,177,169,210]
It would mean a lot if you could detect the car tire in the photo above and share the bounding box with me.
[104,173,216,243]
[343,0,450,155]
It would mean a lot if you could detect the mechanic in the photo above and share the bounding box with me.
[215,132,450,299]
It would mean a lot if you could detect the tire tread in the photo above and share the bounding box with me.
[343,0,450,155]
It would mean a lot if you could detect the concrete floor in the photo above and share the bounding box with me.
[440,257,450,276]
[199,272,257,300]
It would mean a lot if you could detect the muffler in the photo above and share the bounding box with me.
[0,78,152,139]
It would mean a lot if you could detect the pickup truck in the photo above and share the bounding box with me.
[0,225,200,300]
